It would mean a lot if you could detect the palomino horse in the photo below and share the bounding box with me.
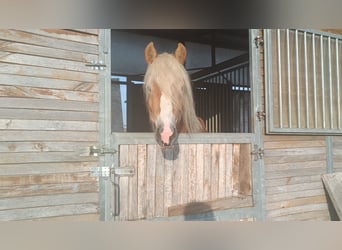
[143,42,206,148]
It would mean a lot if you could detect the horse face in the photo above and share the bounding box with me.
[144,42,189,147]
[146,83,180,147]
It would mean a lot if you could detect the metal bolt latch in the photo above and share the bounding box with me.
[79,145,117,157]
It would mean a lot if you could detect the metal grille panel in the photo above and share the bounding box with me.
[265,29,342,134]
[193,62,251,133]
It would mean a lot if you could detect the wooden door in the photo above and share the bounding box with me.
[112,133,254,220]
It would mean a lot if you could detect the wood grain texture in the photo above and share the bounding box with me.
[0,29,100,221]
[117,143,252,220]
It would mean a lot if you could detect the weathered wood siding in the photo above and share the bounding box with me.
[264,136,330,221]
[117,143,252,220]
[0,29,100,220]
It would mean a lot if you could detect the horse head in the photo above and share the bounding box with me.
[143,42,204,148]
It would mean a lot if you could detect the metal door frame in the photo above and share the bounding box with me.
[99,29,266,221]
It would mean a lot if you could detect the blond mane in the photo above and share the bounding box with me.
[144,52,202,133]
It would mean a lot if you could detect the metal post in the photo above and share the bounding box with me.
[98,29,112,221]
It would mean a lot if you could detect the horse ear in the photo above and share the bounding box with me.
[175,43,187,65]
[145,42,157,64]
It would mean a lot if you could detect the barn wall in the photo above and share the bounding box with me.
[260,29,342,221]
[0,29,100,221]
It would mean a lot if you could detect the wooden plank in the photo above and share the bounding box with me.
[0,109,98,122]
[0,74,98,92]
[266,175,322,187]
[322,172,342,220]
[265,140,326,149]
[0,152,96,164]
[217,144,226,198]
[163,149,174,216]
[0,63,98,82]
[265,167,326,180]
[270,209,330,221]
[0,162,96,176]
[0,131,98,142]
[172,145,183,206]
[0,193,98,210]
[0,182,98,198]
[0,86,98,102]
[180,144,189,204]
[0,40,98,63]
[266,182,325,195]
[146,144,156,218]
[25,29,99,45]
[168,196,253,217]
[264,135,325,142]
[0,52,97,73]
[0,30,98,54]
[239,144,252,195]
[266,189,326,203]
[33,213,99,221]
[225,144,233,196]
[154,147,165,217]
[264,154,326,164]
[202,144,212,200]
[0,141,97,154]
[128,145,138,220]
[0,97,98,112]
[137,145,147,219]
[232,144,240,195]
[0,203,98,221]
[265,147,326,157]
[210,144,220,200]
[0,172,97,187]
[195,144,204,200]
[265,160,326,172]
[0,120,98,131]
[266,195,327,211]
[188,144,197,202]
[267,203,328,218]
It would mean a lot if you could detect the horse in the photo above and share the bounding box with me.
[143,42,206,148]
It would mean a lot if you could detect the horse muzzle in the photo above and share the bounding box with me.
[155,124,178,148]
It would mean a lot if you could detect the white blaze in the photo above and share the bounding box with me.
[159,94,174,144]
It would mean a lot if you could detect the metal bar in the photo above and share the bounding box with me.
[312,33,318,128]
[337,38,341,128]
[321,35,326,129]
[304,31,310,128]
[328,36,334,128]
[286,29,292,128]
[295,30,301,128]
[98,29,113,221]
[277,29,283,128]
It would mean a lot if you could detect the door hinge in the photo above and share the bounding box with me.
[254,36,264,48]
[79,145,117,157]
[85,60,106,70]
[113,167,135,177]
[256,111,266,121]
[251,144,264,161]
